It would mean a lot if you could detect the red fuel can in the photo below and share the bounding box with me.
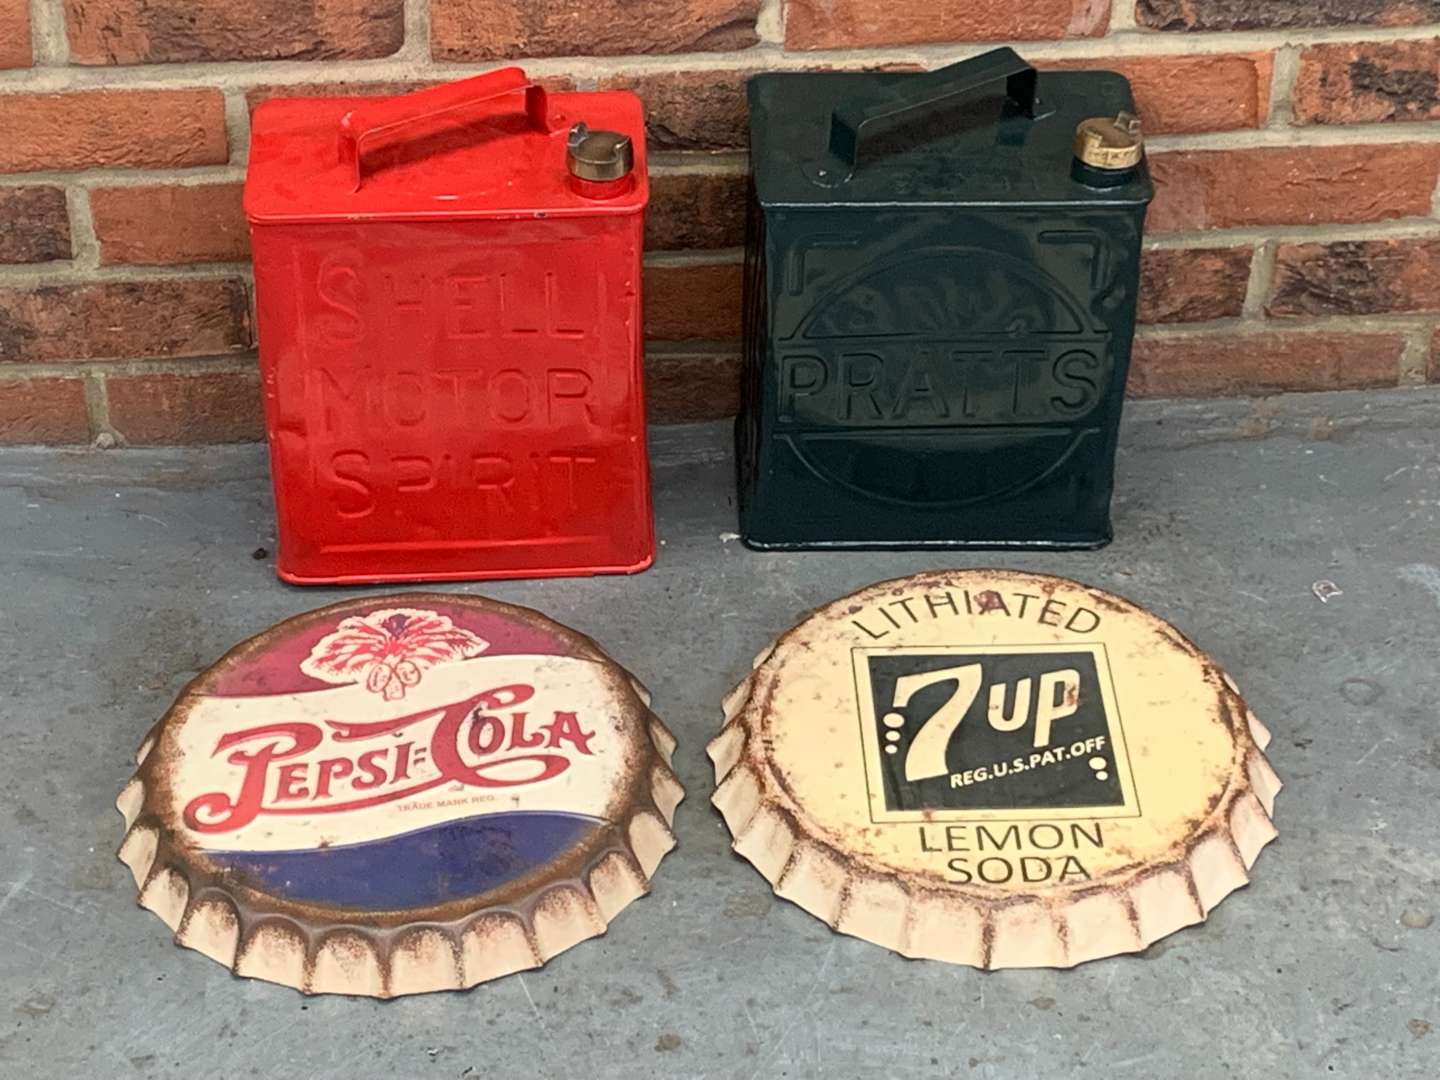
[245,69,652,584]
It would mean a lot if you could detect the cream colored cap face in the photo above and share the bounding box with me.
[117,593,685,998]
[712,571,1280,967]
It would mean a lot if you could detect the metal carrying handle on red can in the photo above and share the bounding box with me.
[827,47,1053,170]
[337,67,550,191]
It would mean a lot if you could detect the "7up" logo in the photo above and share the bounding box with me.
[860,649,1127,816]
[886,664,1081,781]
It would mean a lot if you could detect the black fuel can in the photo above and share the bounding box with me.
[737,48,1154,549]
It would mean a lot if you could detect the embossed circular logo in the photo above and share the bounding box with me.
[119,594,683,998]
[773,246,1112,507]
[711,570,1280,969]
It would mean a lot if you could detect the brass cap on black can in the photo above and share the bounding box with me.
[1074,112,1145,172]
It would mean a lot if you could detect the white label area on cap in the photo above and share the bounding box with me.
[172,654,627,852]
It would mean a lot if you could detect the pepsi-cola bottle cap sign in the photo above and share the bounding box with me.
[118,594,683,998]
[710,570,1281,969]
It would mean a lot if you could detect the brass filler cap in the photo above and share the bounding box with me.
[1074,112,1145,171]
[567,122,634,182]
[710,570,1281,970]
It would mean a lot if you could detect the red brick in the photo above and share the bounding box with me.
[1294,40,1440,126]
[600,66,918,153]
[0,0,31,68]
[0,280,251,364]
[1043,54,1272,135]
[786,0,1107,49]
[1431,329,1440,383]
[646,350,740,422]
[644,262,743,341]
[65,0,403,64]
[248,80,433,113]
[106,369,264,445]
[0,91,227,173]
[602,69,749,152]
[0,378,90,445]
[1129,333,1403,398]
[432,0,758,60]
[1147,144,1440,233]
[245,76,574,114]
[648,171,747,251]
[1139,247,1253,324]
[1269,238,1440,317]
[0,188,71,263]
[91,184,248,266]
[1138,0,1438,31]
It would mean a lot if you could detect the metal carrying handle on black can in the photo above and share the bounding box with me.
[337,67,551,192]
[826,47,1053,173]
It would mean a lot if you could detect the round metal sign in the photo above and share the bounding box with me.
[118,593,683,997]
[710,570,1280,968]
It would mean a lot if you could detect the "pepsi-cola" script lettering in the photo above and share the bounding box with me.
[183,683,595,834]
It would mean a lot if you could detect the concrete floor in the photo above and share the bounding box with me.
[1,388,1439,1080]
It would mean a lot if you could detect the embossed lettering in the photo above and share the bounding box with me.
[308,367,600,434]
[779,355,828,421]
[385,372,426,427]
[444,275,493,338]
[841,352,885,420]
[774,343,1109,426]
[393,455,435,493]
[491,369,531,423]
[314,255,365,344]
[546,368,595,423]
[1052,349,1102,415]
[328,451,375,518]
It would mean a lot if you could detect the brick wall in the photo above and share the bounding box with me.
[2,0,1440,444]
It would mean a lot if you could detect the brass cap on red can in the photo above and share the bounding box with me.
[710,570,1280,969]
[117,593,683,998]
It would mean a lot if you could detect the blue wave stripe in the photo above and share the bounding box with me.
[207,811,605,910]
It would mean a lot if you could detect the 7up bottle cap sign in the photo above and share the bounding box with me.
[117,593,684,998]
[709,571,1281,969]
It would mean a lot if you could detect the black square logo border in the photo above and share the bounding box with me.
[851,643,1142,824]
